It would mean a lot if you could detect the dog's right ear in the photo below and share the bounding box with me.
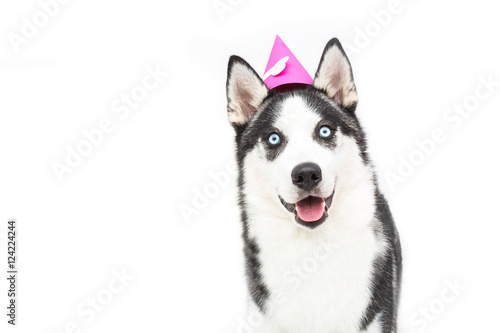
[226,56,269,127]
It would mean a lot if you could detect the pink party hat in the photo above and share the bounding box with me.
[263,35,313,90]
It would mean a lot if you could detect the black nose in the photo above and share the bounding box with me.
[291,162,322,191]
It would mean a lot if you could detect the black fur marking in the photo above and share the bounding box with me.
[312,121,337,150]
[262,127,288,161]
[235,92,280,163]
[304,87,370,164]
[359,191,402,332]
[237,180,270,312]
[243,234,270,311]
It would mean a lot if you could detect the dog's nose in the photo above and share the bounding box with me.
[291,162,322,191]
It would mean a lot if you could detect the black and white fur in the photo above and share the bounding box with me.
[226,38,402,333]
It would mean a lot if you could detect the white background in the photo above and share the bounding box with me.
[0,0,499,332]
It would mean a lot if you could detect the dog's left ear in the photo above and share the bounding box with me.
[226,56,269,127]
[313,38,358,112]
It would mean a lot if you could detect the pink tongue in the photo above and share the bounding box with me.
[296,197,325,222]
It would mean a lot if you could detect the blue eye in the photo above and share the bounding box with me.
[268,133,281,145]
[319,126,332,138]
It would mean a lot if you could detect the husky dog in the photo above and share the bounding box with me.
[226,38,402,333]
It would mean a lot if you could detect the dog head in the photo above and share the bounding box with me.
[227,38,370,230]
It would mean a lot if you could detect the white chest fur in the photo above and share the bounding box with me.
[251,218,384,333]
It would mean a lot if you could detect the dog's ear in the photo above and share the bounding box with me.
[226,56,269,127]
[313,38,358,112]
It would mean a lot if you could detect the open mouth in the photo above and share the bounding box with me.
[279,191,334,229]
